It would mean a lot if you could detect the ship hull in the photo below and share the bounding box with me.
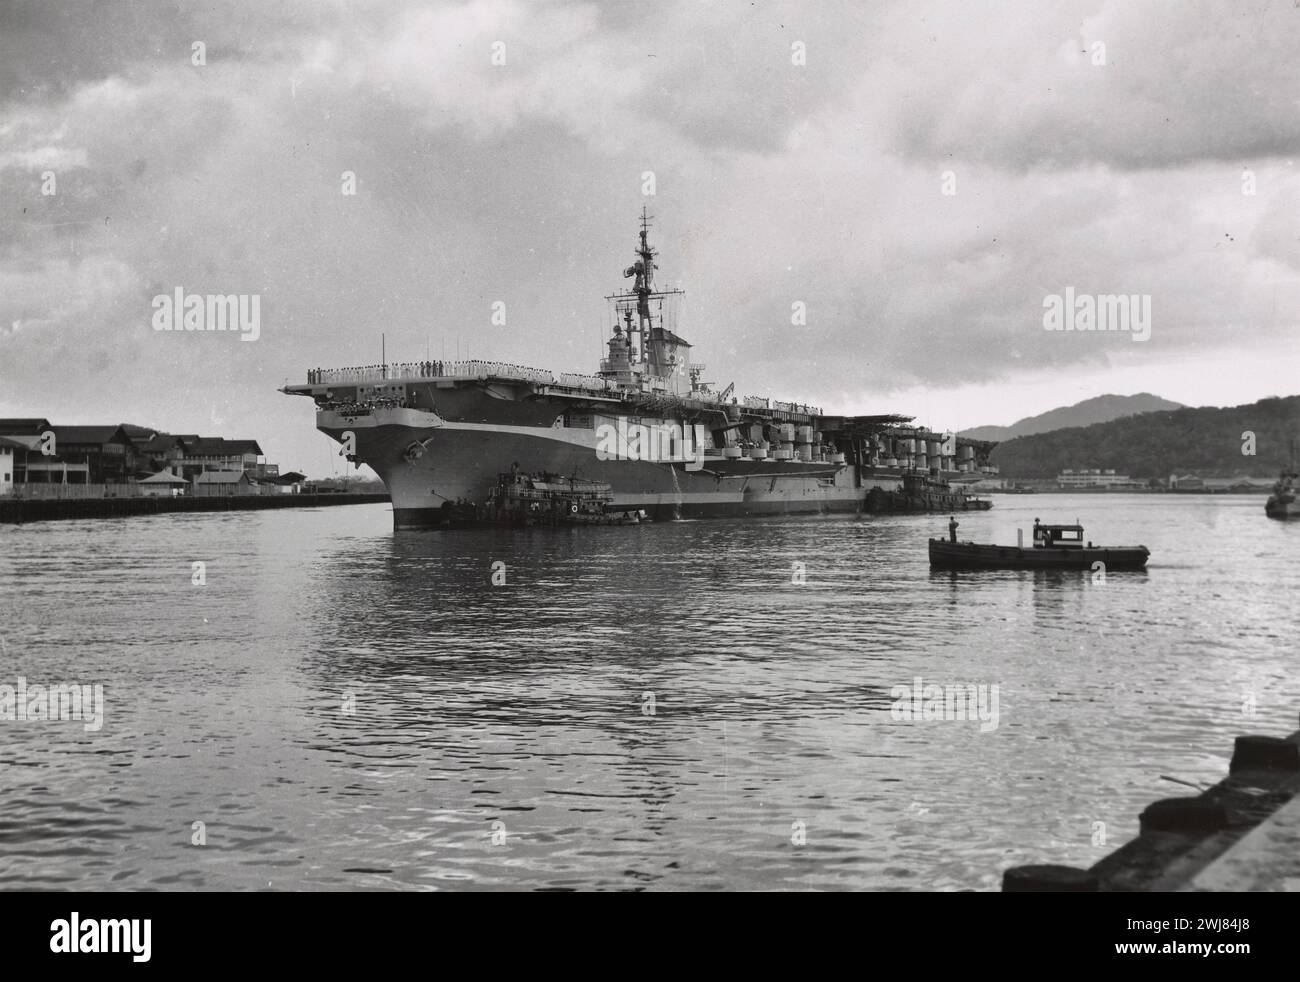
[320,407,878,528]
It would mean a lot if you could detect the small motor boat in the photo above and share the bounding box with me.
[929,517,1150,569]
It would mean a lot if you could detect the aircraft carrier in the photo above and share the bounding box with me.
[283,211,998,528]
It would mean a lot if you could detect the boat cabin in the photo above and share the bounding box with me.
[1033,519,1084,549]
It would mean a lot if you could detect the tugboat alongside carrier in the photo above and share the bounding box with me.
[868,469,992,513]
[482,468,644,527]
[929,517,1150,570]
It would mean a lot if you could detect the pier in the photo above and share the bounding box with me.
[0,492,390,525]
[1004,721,1300,891]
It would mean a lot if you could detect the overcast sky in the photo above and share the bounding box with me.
[2,0,1298,476]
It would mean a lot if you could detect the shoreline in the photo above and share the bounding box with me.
[0,492,390,525]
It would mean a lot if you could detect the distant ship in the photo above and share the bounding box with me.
[284,210,998,528]
[1265,441,1299,519]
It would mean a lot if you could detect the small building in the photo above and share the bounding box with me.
[262,471,305,494]
[0,420,52,484]
[137,470,190,497]
[192,470,257,496]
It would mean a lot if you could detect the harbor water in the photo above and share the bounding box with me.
[1,495,1295,890]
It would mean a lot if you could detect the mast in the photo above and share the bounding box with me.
[604,207,684,378]
[634,205,655,345]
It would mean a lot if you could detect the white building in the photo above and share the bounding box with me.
[0,437,15,491]
[1057,468,1137,488]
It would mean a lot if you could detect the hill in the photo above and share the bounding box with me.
[987,395,1300,480]
[961,393,1184,442]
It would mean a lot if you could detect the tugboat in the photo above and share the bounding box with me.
[929,517,1150,569]
[479,466,645,526]
[1265,441,1299,519]
[867,469,992,512]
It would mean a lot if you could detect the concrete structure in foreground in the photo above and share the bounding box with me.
[1003,723,1300,891]
[1180,789,1300,891]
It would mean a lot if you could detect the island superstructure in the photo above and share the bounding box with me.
[283,211,998,528]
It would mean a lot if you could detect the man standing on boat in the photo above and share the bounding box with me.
[949,516,959,543]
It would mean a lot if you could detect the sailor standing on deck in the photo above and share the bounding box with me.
[949,516,958,543]
[1034,517,1053,546]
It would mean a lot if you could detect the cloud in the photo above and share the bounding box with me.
[0,254,141,344]
[876,0,1300,171]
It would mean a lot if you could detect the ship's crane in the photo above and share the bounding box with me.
[719,382,735,401]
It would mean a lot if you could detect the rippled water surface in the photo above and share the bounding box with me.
[1,495,1296,891]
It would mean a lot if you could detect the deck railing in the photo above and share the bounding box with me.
[304,363,819,414]
[307,360,614,388]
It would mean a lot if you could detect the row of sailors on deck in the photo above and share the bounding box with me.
[307,361,565,384]
[307,362,453,384]
[307,365,381,383]
[403,361,448,378]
